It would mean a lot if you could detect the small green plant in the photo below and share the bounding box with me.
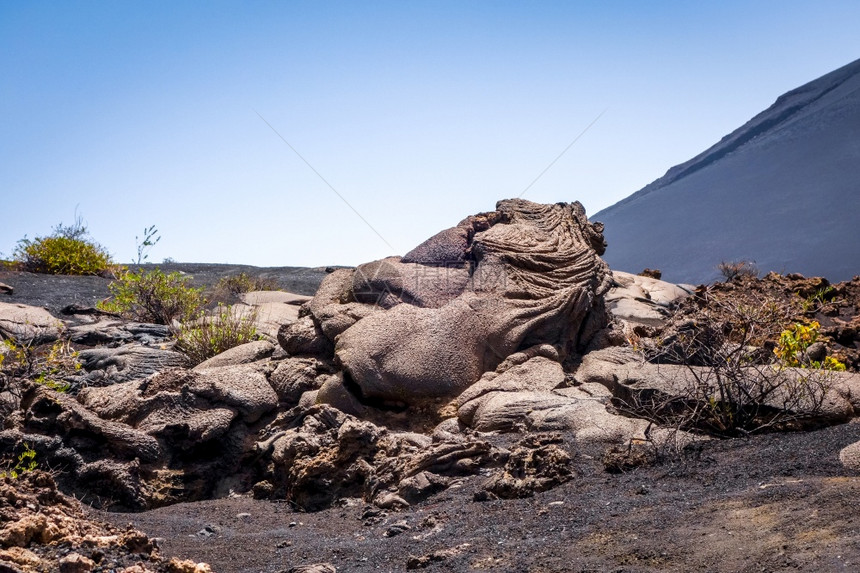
[0,443,37,479]
[176,304,260,365]
[215,272,280,296]
[135,225,161,264]
[98,268,204,325]
[11,216,114,275]
[1,338,79,393]
[800,286,837,314]
[774,321,846,371]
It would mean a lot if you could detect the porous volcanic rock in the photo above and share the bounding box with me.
[255,404,503,511]
[0,471,211,572]
[5,363,280,510]
[480,433,574,499]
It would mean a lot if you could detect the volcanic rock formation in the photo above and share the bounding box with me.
[286,199,611,405]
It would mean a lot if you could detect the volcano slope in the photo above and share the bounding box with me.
[595,56,860,284]
[2,199,860,572]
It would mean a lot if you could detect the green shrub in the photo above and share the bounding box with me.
[176,304,260,365]
[12,234,113,276]
[10,216,114,276]
[98,268,204,325]
[774,321,846,371]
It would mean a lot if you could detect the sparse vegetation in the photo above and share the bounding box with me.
[215,272,280,296]
[775,321,846,370]
[800,285,837,314]
[135,225,161,264]
[176,304,260,365]
[1,338,79,417]
[624,294,838,436]
[0,443,37,479]
[97,268,204,325]
[1,338,80,392]
[10,216,114,276]
[717,259,759,281]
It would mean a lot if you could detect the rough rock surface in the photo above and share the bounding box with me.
[480,433,574,499]
[193,340,275,370]
[5,207,860,572]
[456,347,649,443]
[4,363,279,510]
[0,302,63,345]
[66,320,172,347]
[268,356,334,405]
[839,439,860,470]
[0,471,211,572]
[256,405,502,511]
[76,344,189,386]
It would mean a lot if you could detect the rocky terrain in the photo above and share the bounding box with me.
[2,198,860,572]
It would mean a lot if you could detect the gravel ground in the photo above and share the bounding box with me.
[97,422,860,573]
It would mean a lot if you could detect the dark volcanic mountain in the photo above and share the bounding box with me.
[594,57,860,284]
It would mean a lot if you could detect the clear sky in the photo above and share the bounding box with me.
[2,1,859,266]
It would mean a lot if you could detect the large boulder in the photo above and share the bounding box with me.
[284,199,610,405]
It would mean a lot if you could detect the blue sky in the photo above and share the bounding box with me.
[2,1,859,266]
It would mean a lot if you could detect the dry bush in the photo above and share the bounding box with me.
[216,273,280,296]
[1,338,80,418]
[717,259,759,281]
[621,295,837,436]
